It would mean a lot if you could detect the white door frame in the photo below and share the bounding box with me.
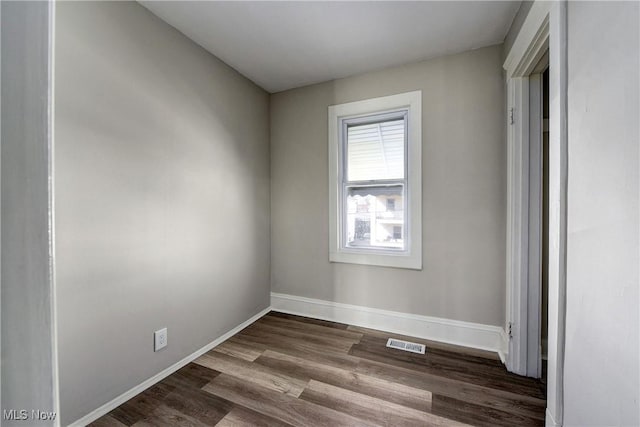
[528,69,544,378]
[503,1,567,426]
[506,64,546,380]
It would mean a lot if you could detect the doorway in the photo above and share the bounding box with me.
[503,2,568,424]
[523,53,549,379]
[529,57,550,379]
[541,67,549,372]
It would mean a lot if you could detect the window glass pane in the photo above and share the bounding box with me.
[345,185,405,250]
[347,118,405,181]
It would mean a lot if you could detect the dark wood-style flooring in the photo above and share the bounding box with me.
[90,312,546,426]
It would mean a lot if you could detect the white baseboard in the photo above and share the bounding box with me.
[546,408,560,427]
[271,292,508,362]
[498,328,509,363]
[69,306,271,427]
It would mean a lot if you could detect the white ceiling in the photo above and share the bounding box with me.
[140,1,520,93]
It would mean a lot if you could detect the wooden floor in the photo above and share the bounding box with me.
[91,312,546,427]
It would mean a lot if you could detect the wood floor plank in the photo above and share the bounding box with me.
[356,335,526,377]
[161,386,233,425]
[242,322,356,352]
[409,343,503,368]
[203,373,378,426]
[212,340,264,362]
[431,394,544,427]
[237,326,352,355]
[215,406,294,427]
[109,382,176,426]
[88,414,128,427]
[130,404,208,427]
[357,332,504,368]
[299,380,467,427]
[259,314,364,341]
[255,349,433,413]
[346,325,501,362]
[267,312,350,330]
[193,351,307,397]
[357,358,546,421]
[351,336,545,399]
[162,363,222,390]
[229,333,360,371]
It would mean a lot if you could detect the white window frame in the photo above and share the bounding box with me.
[328,91,422,270]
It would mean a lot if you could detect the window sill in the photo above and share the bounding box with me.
[329,251,422,270]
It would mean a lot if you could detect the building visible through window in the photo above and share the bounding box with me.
[393,226,402,240]
[344,115,406,250]
[387,198,396,211]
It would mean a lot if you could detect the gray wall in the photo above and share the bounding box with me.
[271,45,506,326]
[54,2,270,425]
[1,2,58,425]
[564,2,639,425]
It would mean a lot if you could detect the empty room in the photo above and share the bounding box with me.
[1,1,638,426]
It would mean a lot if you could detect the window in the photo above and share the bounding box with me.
[328,91,422,269]
[344,113,406,251]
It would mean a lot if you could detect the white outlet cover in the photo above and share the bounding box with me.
[154,328,167,352]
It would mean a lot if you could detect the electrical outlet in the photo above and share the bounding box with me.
[154,328,167,352]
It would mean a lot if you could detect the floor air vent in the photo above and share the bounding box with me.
[386,338,426,354]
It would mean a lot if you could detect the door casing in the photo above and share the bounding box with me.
[503,1,568,425]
